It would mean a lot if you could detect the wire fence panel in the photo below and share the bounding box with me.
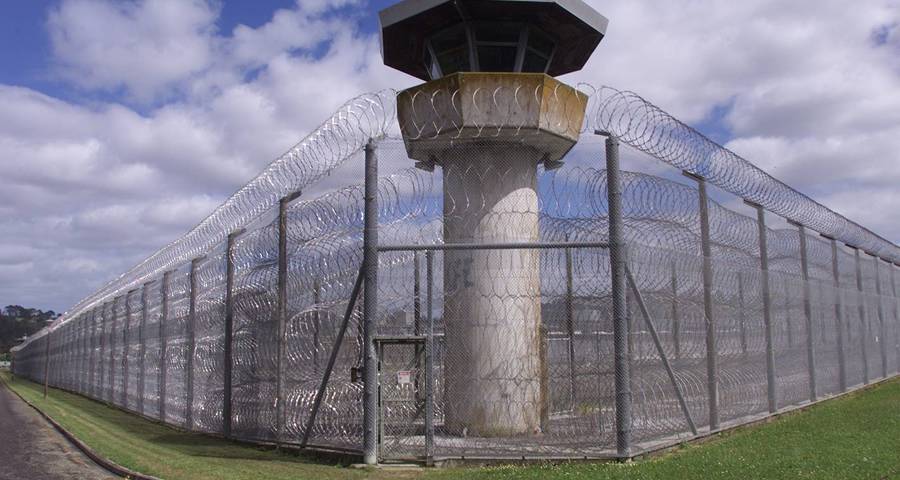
[10,84,900,462]
[193,250,227,433]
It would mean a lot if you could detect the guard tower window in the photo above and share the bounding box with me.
[474,23,521,72]
[521,28,555,73]
[423,22,557,79]
[427,24,471,78]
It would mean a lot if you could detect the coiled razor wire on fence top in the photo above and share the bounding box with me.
[12,81,900,461]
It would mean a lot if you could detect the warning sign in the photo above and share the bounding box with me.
[396,370,415,385]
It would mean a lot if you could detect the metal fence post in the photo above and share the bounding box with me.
[77,317,83,392]
[224,229,244,438]
[109,299,118,404]
[852,247,869,384]
[123,291,133,407]
[873,256,888,378]
[891,264,900,372]
[85,314,92,394]
[186,257,202,430]
[824,236,847,392]
[747,201,777,413]
[603,132,632,457]
[737,272,748,356]
[63,325,69,389]
[685,171,719,430]
[566,245,578,410]
[671,260,681,359]
[89,309,97,398]
[138,284,149,416]
[414,252,423,409]
[43,330,51,398]
[159,272,171,422]
[99,303,108,402]
[791,222,817,401]
[362,139,379,465]
[424,249,435,466]
[275,191,300,443]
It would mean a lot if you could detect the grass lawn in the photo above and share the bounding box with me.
[2,370,898,480]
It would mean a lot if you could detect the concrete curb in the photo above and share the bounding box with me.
[0,376,163,480]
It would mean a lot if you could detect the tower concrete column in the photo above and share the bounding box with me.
[441,144,544,435]
[397,72,587,437]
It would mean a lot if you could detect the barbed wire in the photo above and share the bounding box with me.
[11,80,900,460]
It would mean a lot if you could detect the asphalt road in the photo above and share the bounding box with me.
[0,381,117,480]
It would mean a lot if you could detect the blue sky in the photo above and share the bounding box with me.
[0,0,395,111]
[1,0,899,312]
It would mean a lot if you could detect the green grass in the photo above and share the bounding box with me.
[0,371,383,480]
[2,371,899,480]
[432,378,900,480]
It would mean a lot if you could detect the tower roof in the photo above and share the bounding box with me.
[380,0,608,80]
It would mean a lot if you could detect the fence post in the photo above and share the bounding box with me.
[138,283,149,416]
[275,191,300,443]
[85,314,92,394]
[186,257,202,430]
[872,256,888,378]
[109,299,118,404]
[159,271,172,422]
[43,330,51,398]
[601,132,632,457]
[565,245,578,411]
[362,139,379,465]
[89,309,97,398]
[424,249,435,466]
[824,236,847,391]
[74,318,80,392]
[99,303,108,402]
[224,229,244,438]
[747,201,777,413]
[791,222,817,401]
[891,264,900,372]
[414,252,423,409]
[123,291,133,408]
[684,171,719,430]
[851,247,869,384]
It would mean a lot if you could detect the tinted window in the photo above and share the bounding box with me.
[527,29,555,57]
[522,50,549,73]
[429,25,470,75]
[477,45,518,71]
[474,23,521,44]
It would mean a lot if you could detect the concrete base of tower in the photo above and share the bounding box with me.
[395,72,588,438]
[440,143,545,437]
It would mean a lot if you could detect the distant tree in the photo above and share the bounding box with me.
[0,305,57,354]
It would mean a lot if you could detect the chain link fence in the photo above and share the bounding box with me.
[11,82,900,463]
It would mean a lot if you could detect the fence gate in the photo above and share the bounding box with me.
[376,336,428,461]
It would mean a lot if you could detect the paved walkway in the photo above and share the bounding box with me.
[0,381,117,480]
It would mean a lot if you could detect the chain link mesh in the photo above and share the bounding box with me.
[11,83,900,462]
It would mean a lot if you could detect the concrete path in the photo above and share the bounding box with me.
[0,382,117,480]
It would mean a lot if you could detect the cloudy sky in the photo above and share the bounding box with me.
[1,0,899,313]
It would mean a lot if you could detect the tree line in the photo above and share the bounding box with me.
[0,305,60,355]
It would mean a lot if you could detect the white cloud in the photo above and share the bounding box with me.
[3,0,900,312]
[47,0,219,103]
[569,0,900,242]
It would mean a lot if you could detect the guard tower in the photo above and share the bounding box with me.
[380,0,608,437]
